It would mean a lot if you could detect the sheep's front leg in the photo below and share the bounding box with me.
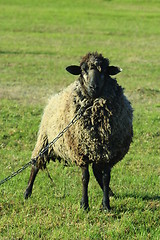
[92,163,114,196]
[80,164,90,210]
[102,167,111,211]
[24,165,39,199]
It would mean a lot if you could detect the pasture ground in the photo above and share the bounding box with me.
[0,0,160,239]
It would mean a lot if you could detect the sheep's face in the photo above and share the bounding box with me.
[80,61,105,98]
[66,52,122,99]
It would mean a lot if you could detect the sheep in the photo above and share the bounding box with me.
[24,52,133,211]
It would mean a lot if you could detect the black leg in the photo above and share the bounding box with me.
[80,164,90,210]
[24,165,39,199]
[102,166,111,210]
[92,163,103,189]
[92,163,114,196]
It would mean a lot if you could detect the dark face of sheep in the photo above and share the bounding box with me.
[80,61,106,98]
[66,52,122,99]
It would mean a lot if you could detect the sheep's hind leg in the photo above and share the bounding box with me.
[80,164,90,210]
[24,165,39,199]
[102,166,111,211]
[92,163,114,196]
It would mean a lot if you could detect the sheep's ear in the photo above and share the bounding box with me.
[66,65,81,75]
[108,66,122,75]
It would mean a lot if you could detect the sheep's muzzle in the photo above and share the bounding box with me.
[87,69,104,98]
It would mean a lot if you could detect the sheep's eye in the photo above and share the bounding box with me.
[82,66,88,74]
[97,65,101,72]
[90,64,96,70]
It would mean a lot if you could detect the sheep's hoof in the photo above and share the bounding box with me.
[102,205,111,212]
[102,200,111,212]
[24,189,32,199]
[80,200,90,211]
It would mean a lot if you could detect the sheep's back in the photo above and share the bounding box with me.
[42,83,79,162]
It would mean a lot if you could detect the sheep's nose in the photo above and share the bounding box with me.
[89,70,99,86]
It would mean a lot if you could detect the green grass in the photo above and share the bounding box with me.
[0,0,160,239]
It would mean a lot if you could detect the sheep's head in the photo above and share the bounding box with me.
[66,52,122,99]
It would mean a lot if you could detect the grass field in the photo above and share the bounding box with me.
[0,0,160,239]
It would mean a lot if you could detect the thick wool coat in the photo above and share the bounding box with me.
[32,74,133,169]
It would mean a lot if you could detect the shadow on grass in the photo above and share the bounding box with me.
[114,192,160,201]
[0,50,56,56]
